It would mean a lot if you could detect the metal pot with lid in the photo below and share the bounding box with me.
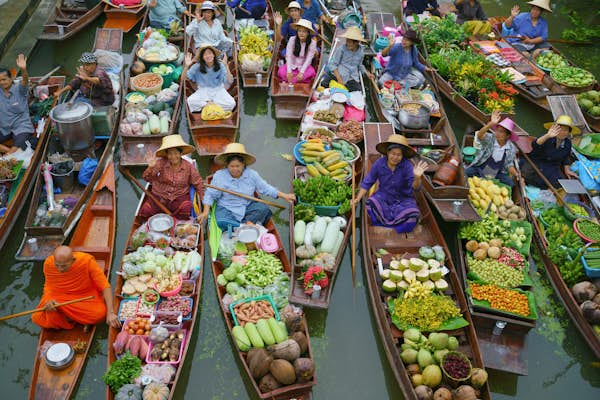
[45,342,75,370]
[50,101,95,151]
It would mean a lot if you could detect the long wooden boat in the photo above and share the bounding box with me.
[39,0,105,41]
[184,8,240,157]
[118,12,184,167]
[106,181,204,399]
[209,216,315,399]
[361,125,491,400]
[103,0,147,33]
[0,75,65,251]
[270,25,324,120]
[453,134,536,375]
[15,28,123,261]
[28,161,116,400]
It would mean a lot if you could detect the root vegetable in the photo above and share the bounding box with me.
[453,385,478,400]
[259,373,282,393]
[571,281,598,303]
[470,368,488,389]
[433,387,452,400]
[293,358,315,382]
[414,385,433,400]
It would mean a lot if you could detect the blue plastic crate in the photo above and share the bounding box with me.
[581,247,600,278]
[229,294,280,326]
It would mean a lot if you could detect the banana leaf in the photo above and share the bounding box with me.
[387,298,469,332]
[465,281,538,321]
[209,204,221,261]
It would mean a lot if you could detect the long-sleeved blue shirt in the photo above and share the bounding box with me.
[149,0,185,28]
[301,0,323,25]
[505,12,548,44]
[384,44,425,81]
[328,44,367,83]
[203,168,279,221]
[187,61,230,88]
[227,0,267,19]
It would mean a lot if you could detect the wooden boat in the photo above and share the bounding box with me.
[209,216,315,399]
[103,0,147,33]
[361,125,491,400]
[15,28,123,261]
[270,25,325,120]
[28,161,116,400]
[235,0,277,88]
[184,10,240,157]
[453,134,536,375]
[39,0,105,41]
[0,75,65,251]
[106,183,204,400]
[118,13,184,167]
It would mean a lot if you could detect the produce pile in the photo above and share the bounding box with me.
[292,175,353,215]
[0,158,20,181]
[576,90,600,118]
[120,84,179,136]
[296,138,355,181]
[335,120,363,143]
[468,177,526,219]
[468,282,532,317]
[536,51,568,70]
[571,281,600,335]
[137,31,179,63]
[398,327,488,399]
[238,25,273,72]
[551,66,595,88]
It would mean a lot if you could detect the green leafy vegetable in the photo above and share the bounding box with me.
[102,352,142,394]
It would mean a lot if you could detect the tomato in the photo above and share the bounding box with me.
[136,329,145,335]
[128,328,135,334]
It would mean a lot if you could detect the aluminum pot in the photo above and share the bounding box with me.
[50,102,94,151]
[398,101,431,129]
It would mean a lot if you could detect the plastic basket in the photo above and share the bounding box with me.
[179,280,196,297]
[117,298,138,322]
[146,329,186,364]
[229,294,280,326]
[150,310,183,329]
[121,317,152,336]
[298,198,340,217]
[154,274,183,297]
[293,140,330,165]
[573,218,600,243]
[136,296,157,317]
[563,201,593,221]
[581,246,600,278]
[156,297,193,320]
[148,63,177,88]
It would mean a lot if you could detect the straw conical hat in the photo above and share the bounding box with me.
[155,134,195,157]
[375,134,416,158]
[285,1,304,14]
[543,115,581,134]
[341,26,367,43]
[214,143,257,166]
[527,0,552,12]
[197,43,221,59]
[291,19,316,34]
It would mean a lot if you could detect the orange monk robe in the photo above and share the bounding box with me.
[32,252,110,329]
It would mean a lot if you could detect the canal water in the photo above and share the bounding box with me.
[0,0,599,398]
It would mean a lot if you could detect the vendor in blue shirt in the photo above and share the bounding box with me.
[404,0,442,17]
[378,29,431,89]
[300,0,327,27]
[149,0,194,29]
[0,54,36,153]
[227,0,267,20]
[502,0,552,52]
[198,143,295,227]
[275,1,311,43]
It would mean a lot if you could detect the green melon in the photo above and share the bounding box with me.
[579,98,594,111]
[590,106,600,117]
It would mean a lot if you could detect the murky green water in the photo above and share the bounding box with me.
[0,0,599,398]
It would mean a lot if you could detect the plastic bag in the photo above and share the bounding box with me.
[201,104,232,121]
[78,157,98,185]
[149,323,170,344]
[343,104,365,122]
[94,50,124,74]
[7,142,34,168]
[240,53,264,73]
[218,236,236,267]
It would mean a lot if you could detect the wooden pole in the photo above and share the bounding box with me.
[204,184,287,209]
[504,35,592,45]
[351,164,357,287]
[0,296,94,322]
[119,166,173,216]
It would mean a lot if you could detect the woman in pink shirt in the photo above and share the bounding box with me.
[277,19,317,84]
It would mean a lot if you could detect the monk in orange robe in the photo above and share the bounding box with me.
[32,246,121,329]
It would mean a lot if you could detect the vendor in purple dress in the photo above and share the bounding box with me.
[352,134,428,233]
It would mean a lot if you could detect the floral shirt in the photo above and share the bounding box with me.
[470,131,517,174]
[143,158,203,200]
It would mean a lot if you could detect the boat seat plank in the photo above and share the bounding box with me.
[90,204,113,212]
[71,245,111,254]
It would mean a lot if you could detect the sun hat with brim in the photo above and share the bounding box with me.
[341,26,367,43]
[543,115,581,134]
[291,19,316,34]
[527,0,553,12]
[375,134,417,158]
[215,143,257,166]
[197,43,221,59]
[402,29,418,42]
[495,118,519,142]
[79,52,97,64]
[200,1,216,10]
[155,134,195,157]
[285,1,304,14]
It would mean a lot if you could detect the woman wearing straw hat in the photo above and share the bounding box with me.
[227,0,266,20]
[466,110,520,187]
[320,26,373,92]
[274,1,315,43]
[352,135,428,233]
[141,134,204,219]
[277,19,318,84]
[186,1,233,57]
[520,115,580,188]
[198,143,295,226]
[379,29,431,89]
[184,43,235,113]
[503,1,552,52]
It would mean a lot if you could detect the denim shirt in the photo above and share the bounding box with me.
[328,44,367,83]
[470,132,517,174]
[0,82,34,137]
[203,168,279,220]
[384,45,425,80]
[505,12,548,44]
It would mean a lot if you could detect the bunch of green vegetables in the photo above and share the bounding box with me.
[293,175,353,207]
[544,218,586,286]
[102,352,142,393]
[413,15,467,54]
[458,213,509,242]
[294,203,316,222]
[240,250,283,287]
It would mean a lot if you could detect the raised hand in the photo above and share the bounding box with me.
[511,5,520,18]
[76,66,89,80]
[195,11,203,22]
[16,54,27,70]
[490,109,502,125]
[547,123,562,138]
[274,11,282,26]
[184,52,194,68]
[146,153,158,168]
[413,160,429,177]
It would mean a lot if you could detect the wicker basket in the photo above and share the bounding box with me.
[130,72,163,95]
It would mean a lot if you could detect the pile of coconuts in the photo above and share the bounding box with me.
[400,328,488,400]
[571,280,600,328]
[246,305,315,393]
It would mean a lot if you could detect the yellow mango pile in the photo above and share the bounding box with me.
[468,176,510,213]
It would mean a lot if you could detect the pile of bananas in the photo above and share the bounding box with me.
[403,281,433,300]
[299,139,351,181]
[238,26,273,62]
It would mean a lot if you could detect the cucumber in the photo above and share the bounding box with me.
[304,221,315,247]
[244,322,264,348]
[331,230,345,258]
[277,321,288,337]
[256,319,276,345]
[311,217,327,244]
[294,220,306,245]
[268,317,287,343]
[232,325,251,351]
[320,221,341,253]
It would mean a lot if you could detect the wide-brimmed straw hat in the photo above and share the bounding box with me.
[285,1,304,14]
[291,19,316,34]
[527,0,552,12]
[375,134,417,158]
[155,134,195,157]
[215,143,257,166]
[197,43,221,59]
[543,115,581,135]
[495,118,519,142]
[341,26,367,43]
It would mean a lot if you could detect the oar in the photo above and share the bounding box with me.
[315,30,332,47]
[351,163,357,287]
[0,296,94,322]
[32,65,62,87]
[504,35,593,46]
[119,166,173,216]
[205,184,286,209]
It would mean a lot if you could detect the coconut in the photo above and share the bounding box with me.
[390,260,401,270]
[433,387,452,400]
[294,358,315,383]
[389,270,404,282]
[453,385,478,400]
[427,259,441,269]
[269,359,296,385]
[448,336,459,350]
[416,269,430,282]
[465,240,479,252]
[422,280,435,291]
[470,368,488,388]
[415,385,434,400]
[291,332,308,354]
[412,373,424,387]
[434,279,449,292]
[429,268,442,281]
[403,269,417,283]
[400,259,411,270]
[382,279,397,293]
[473,249,487,260]
[380,269,391,280]
[410,258,427,272]
[401,348,419,364]
[428,332,449,350]
[258,373,282,393]
[487,246,501,259]
[397,280,410,290]
[488,239,502,248]
[422,364,442,388]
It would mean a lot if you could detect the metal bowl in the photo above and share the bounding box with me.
[45,342,75,370]
[398,101,431,129]
[148,213,174,233]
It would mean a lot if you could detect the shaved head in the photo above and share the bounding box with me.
[54,246,74,271]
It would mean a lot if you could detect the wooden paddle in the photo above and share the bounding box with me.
[0,296,94,322]
[504,35,593,45]
[205,184,286,209]
[119,166,173,216]
[351,163,357,287]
